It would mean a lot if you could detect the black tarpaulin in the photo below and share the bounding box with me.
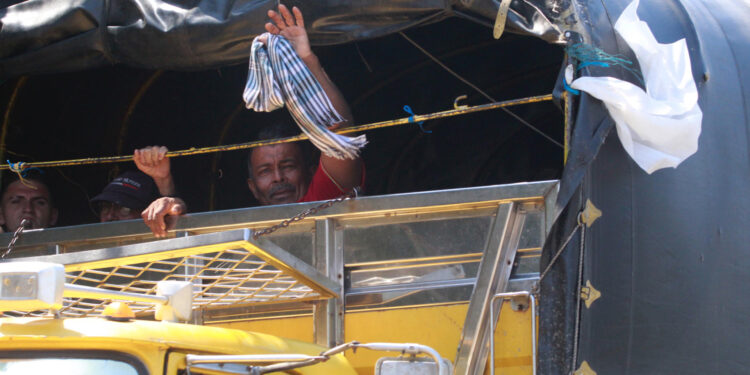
[539,0,750,374]
[0,0,565,79]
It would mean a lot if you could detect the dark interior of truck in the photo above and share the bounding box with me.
[0,15,564,227]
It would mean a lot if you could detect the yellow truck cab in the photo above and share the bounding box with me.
[0,316,356,375]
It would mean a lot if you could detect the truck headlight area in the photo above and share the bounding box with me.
[0,262,64,311]
[0,262,192,322]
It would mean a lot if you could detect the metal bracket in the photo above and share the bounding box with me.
[493,0,513,39]
[510,295,530,312]
[453,95,469,110]
[580,199,602,228]
[574,360,597,375]
[580,280,601,309]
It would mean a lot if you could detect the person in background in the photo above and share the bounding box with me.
[93,146,186,229]
[0,171,57,232]
[91,170,159,222]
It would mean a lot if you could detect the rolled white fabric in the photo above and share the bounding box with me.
[243,33,367,160]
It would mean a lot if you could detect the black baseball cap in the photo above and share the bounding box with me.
[91,171,158,211]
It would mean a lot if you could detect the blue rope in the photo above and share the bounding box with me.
[566,43,644,86]
[403,105,431,134]
[6,160,42,189]
[563,79,580,95]
[7,160,42,177]
[577,61,609,71]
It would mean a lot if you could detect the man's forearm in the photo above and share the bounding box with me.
[153,176,176,197]
[301,53,353,128]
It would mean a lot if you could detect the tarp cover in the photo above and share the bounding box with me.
[0,0,565,79]
[540,0,750,374]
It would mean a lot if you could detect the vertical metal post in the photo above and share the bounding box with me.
[175,231,203,325]
[453,202,527,375]
[544,183,559,236]
[312,218,344,347]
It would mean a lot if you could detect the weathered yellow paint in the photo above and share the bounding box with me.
[213,301,535,375]
[214,314,314,342]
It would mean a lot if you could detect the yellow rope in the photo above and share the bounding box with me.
[0,94,553,170]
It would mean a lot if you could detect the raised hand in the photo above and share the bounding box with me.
[134,146,170,180]
[265,4,312,59]
[134,145,176,196]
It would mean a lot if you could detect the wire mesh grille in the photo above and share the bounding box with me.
[4,245,328,318]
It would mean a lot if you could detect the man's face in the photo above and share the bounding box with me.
[0,180,58,231]
[98,201,141,222]
[247,144,311,205]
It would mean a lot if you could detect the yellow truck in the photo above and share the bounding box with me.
[0,181,555,375]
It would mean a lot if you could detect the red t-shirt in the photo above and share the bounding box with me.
[299,160,365,202]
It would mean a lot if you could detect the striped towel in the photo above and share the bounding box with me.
[243,33,367,160]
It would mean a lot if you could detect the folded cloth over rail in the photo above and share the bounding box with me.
[243,32,367,160]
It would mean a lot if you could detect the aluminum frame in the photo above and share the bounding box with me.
[0,181,558,355]
[453,202,527,375]
[312,218,345,347]
[0,181,557,254]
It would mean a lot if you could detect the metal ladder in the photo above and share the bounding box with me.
[453,201,537,375]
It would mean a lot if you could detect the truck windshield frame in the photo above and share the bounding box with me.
[0,350,148,375]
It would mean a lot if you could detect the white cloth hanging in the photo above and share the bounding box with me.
[243,33,366,160]
[568,0,702,174]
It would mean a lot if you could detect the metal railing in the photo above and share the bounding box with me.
[2,181,558,352]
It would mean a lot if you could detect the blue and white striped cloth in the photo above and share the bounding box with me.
[243,33,367,160]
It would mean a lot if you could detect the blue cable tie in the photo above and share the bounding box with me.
[403,105,431,134]
[562,79,580,95]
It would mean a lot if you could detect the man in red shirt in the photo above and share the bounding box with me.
[246,123,363,206]
[141,4,363,237]
[244,4,362,205]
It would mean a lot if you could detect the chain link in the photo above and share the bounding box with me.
[252,188,359,239]
[2,219,30,259]
[531,211,584,295]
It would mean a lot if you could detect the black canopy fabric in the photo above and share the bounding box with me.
[0,0,564,79]
[540,0,750,374]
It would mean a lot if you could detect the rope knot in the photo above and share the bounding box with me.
[6,160,39,190]
[403,105,431,133]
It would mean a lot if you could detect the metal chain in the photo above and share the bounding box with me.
[529,209,587,373]
[252,188,359,239]
[532,213,584,294]
[571,223,586,373]
[2,219,30,259]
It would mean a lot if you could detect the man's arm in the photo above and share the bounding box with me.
[134,146,176,196]
[265,5,363,191]
[134,146,185,237]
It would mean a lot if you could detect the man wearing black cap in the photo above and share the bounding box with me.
[92,146,185,226]
[91,170,159,222]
